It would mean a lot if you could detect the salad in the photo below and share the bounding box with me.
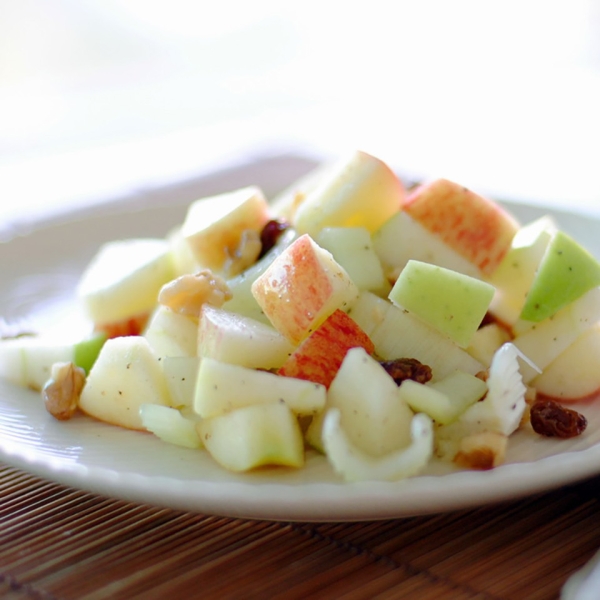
[1,150,598,482]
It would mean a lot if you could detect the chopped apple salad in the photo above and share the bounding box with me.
[1,150,599,481]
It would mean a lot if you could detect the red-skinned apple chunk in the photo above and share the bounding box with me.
[402,179,520,275]
[251,234,359,345]
[278,309,374,388]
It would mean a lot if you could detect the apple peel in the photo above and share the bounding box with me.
[322,409,434,482]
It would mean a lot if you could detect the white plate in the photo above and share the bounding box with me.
[2,157,600,522]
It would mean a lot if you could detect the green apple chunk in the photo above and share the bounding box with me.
[77,238,175,326]
[79,336,172,430]
[389,260,495,348]
[198,402,304,471]
[399,371,487,425]
[348,291,485,381]
[0,332,105,391]
[520,230,600,322]
[193,357,326,418]
[306,347,414,458]
[488,216,556,325]
[198,304,295,370]
[139,404,202,449]
[315,226,389,295]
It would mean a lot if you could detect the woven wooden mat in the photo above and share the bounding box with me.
[2,464,600,600]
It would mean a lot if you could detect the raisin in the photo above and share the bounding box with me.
[259,219,290,258]
[379,357,432,385]
[479,312,497,328]
[530,399,587,439]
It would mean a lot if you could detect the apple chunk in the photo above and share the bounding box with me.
[520,230,600,323]
[315,226,389,294]
[251,234,359,345]
[198,402,304,472]
[348,291,485,381]
[402,179,520,275]
[180,186,270,272]
[143,306,198,360]
[79,336,172,430]
[372,210,482,281]
[139,404,202,449]
[307,347,414,457]
[278,309,374,388]
[488,216,556,325]
[389,260,495,348]
[0,333,106,391]
[222,227,297,324]
[292,150,404,237]
[193,357,326,418]
[198,304,295,370]
[77,238,175,327]
[531,322,600,401]
[513,287,600,383]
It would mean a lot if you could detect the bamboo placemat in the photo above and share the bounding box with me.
[2,465,600,599]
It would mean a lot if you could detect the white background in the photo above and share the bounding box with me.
[1,1,599,223]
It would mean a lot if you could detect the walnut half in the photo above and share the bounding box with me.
[158,269,232,317]
[42,362,86,421]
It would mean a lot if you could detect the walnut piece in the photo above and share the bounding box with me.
[453,431,508,470]
[42,362,86,421]
[158,269,232,317]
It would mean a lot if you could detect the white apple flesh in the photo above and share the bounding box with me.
[315,226,389,295]
[77,238,175,327]
[143,306,198,360]
[79,336,172,430]
[198,304,295,370]
[292,150,404,238]
[531,322,600,401]
[488,216,556,325]
[198,402,304,471]
[348,292,485,381]
[193,357,326,419]
[372,210,482,281]
[513,287,600,383]
[0,333,105,391]
[180,186,271,272]
[307,348,414,458]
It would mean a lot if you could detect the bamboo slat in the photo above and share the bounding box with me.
[1,464,599,599]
